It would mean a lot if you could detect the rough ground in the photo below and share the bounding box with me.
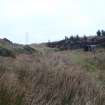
[0,47,105,105]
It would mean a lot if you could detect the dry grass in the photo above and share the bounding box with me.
[0,50,104,105]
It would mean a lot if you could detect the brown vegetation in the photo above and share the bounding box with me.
[0,50,104,105]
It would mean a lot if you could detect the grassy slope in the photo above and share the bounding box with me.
[68,49,105,85]
[0,45,105,105]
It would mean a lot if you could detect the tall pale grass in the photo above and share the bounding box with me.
[0,53,104,105]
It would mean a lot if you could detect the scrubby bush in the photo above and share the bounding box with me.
[0,47,15,57]
[13,48,25,54]
[23,45,36,54]
[3,38,12,44]
[13,45,36,55]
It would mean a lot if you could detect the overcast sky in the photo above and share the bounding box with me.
[0,0,105,44]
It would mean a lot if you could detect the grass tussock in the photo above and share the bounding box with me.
[0,52,104,105]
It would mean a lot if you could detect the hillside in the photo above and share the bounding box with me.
[47,36,105,50]
[0,41,104,105]
[0,38,36,57]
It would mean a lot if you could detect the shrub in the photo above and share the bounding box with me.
[0,47,15,57]
[23,45,36,54]
[13,48,25,54]
[3,38,12,44]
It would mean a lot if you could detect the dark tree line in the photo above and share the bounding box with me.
[47,29,105,50]
[97,30,105,36]
[64,29,105,42]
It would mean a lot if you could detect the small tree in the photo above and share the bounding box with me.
[83,35,87,41]
[101,30,105,36]
[65,36,68,40]
[70,36,74,41]
[97,30,101,36]
[76,35,80,41]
